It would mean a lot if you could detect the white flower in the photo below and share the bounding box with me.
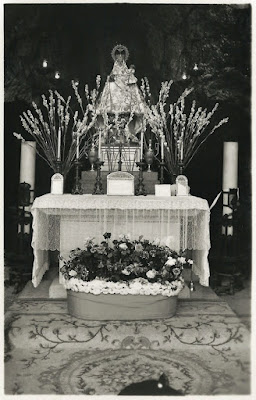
[188,259,194,265]
[165,257,176,266]
[146,269,157,279]
[69,270,77,277]
[120,287,129,295]
[152,238,160,246]
[122,269,131,276]
[119,243,128,250]
[143,287,152,295]
[177,257,186,264]
[118,234,125,240]
[129,287,139,295]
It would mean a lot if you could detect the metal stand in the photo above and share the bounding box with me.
[93,158,104,195]
[5,182,34,292]
[72,160,83,195]
[212,189,242,295]
[135,161,147,196]
[159,160,165,184]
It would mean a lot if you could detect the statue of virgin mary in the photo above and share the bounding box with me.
[96,45,146,141]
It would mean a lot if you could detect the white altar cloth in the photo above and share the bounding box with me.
[31,194,211,287]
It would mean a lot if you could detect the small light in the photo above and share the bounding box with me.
[74,79,79,86]
[55,71,60,79]
[182,72,187,80]
[193,63,199,71]
[157,383,163,389]
[42,59,48,68]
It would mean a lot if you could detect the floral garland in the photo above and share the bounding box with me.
[63,277,184,297]
[60,233,193,296]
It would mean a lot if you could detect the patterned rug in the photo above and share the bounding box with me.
[5,299,250,395]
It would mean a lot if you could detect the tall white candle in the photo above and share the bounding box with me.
[180,140,184,162]
[19,141,36,234]
[57,128,61,160]
[98,130,102,159]
[76,135,79,160]
[222,141,238,235]
[140,130,144,160]
[161,136,164,160]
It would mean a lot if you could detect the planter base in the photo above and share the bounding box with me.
[67,290,177,320]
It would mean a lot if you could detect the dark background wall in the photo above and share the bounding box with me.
[4,3,251,255]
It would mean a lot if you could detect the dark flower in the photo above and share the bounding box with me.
[103,232,111,239]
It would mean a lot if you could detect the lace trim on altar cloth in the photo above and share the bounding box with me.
[32,194,210,211]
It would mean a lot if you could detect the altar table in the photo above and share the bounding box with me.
[31,194,211,288]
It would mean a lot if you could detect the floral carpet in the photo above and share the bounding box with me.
[5,299,250,395]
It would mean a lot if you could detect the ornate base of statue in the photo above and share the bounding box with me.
[93,159,104,195]
[159,160,165,184]
[72,160,83,195]
[135,161,147,196]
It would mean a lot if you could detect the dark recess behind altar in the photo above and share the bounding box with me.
[4,3,251,253]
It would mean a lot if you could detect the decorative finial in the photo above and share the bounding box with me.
[111,44,129,62]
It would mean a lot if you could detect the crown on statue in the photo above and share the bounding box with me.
[111,44,129,62]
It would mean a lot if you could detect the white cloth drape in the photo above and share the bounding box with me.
[31,194,211,288]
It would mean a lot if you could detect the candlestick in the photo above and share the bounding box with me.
[57,128,61,160]
[98,130,102,160]
[159,160,165,184]
[161,136,164,160]
[76,135,79,160]
[93,158,104,195]
[19,141,36,234]
[180,141,184,162]
[222,142,238,235]
[72,160,83,195]
[135,161,147,196]
[140,130,144,159]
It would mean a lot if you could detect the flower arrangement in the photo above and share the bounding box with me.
[14,76,102,177]
[141,79,229,177]
[60,233,193,296]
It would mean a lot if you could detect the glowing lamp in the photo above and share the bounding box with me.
[55,71,60,79]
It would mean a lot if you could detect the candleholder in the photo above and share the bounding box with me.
[55,159,62,174]
[178,161,184,175]
[159,160,165,184]
[135,161,147,196]
[72,160,83,195]
[189,268,195,291]
[88,144,97,171]
[145,140,154,172]
[93,158,104,195]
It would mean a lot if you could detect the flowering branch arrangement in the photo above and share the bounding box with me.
[60,233,193,296]
[15,76,102,177]
[142,79,229,176]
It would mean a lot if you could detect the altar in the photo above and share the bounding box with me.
[31,194,210,290]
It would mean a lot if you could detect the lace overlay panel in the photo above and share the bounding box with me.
[31,194,211,287]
